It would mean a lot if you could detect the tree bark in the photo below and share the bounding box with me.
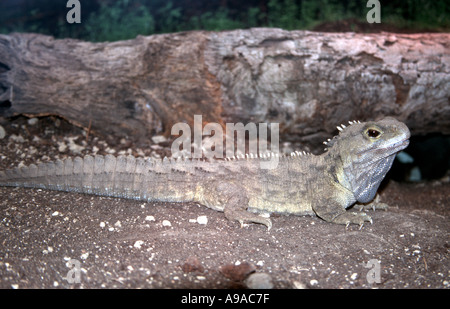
[0,29,449,147]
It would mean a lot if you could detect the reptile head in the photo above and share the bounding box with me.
[326,117,410,203]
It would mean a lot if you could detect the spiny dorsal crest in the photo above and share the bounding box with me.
[322,120,361,151]
[224,151,311,161]
[213,149,314,163]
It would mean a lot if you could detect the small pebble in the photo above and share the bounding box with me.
[244,272,274,289]
[197,216,208,225]
[310,279,319,286]
[0,125,5,139]
[27,118,38,125]
[151,135,167,144]
[134,240,144,249]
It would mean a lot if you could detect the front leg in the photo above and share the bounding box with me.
[313,196,373,226]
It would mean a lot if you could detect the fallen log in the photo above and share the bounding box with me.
[0,29,448,147]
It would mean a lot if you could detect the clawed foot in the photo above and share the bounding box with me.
[238,216,273,231]
[355,202,389,212]
[332,212,373,229]
[356,194,389,211]
[224,208,273,230]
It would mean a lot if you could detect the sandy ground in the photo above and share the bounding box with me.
[0,116,448,289]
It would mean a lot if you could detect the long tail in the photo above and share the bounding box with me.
[0,154,196,202]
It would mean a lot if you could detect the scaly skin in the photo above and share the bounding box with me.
[0,117,410,229]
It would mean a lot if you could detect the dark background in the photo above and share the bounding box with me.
[1,0,449,41]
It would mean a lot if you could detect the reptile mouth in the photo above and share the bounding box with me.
[381,138,410,155]
[391,138,409,150]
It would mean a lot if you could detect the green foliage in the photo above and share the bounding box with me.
[246,7,266,28]
[0,0,448,40]
[186,7,244,31]
[0,7,45,35]
[84,0,154,42]
[156,4,265,33]
[267,0,301,29]
[381,0,450,30]
[155,2,182,33]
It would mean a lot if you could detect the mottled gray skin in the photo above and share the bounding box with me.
[0,117,410,229]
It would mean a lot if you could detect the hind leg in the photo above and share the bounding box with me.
[215,182,272,230]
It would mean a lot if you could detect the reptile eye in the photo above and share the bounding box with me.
[367,129,381,138]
